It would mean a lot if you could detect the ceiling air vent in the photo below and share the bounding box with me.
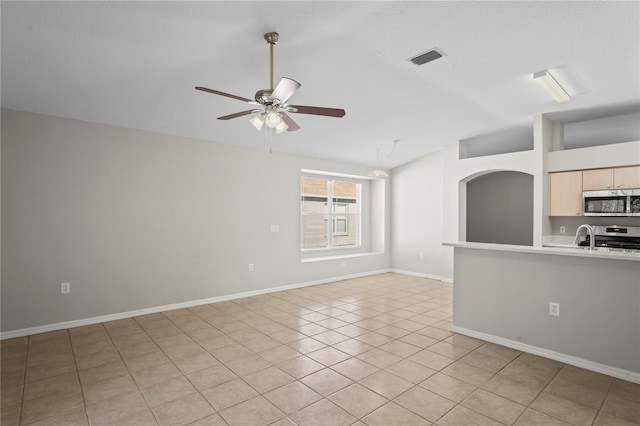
[409,48,445,66]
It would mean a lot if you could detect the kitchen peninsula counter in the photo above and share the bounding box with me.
[443,241,640,261]
[445,241,640,383]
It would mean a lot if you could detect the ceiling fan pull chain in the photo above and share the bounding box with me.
[263,121,272,154]
[269,127,274,154]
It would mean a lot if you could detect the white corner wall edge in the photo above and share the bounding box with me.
[391,269,453,284]
[1,269,392,340]
[452,325,640,384]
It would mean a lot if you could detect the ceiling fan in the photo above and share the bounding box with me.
[195,32,345,134]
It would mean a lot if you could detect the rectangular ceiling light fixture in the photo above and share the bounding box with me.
[410,48,444,66]
[533,70,570,103]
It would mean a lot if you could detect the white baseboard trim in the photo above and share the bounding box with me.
[451,325,640,384]
[390,269,453,284]
[1,269,392,340]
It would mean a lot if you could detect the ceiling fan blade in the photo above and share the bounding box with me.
[280,112,300,132]
[217,109,260,120]
[195,86,252,103]
[288,105,346,118]
[270,77,301,104]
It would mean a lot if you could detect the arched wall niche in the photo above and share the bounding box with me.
[460,170,534,246]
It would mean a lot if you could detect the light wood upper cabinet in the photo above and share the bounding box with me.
[549,170,583,216]
[583,168,614,190]
[614,165,640,189]
[582,166,640,190]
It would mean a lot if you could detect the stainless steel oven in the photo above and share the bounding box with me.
[576,225,640,252]
[583,189,640,216]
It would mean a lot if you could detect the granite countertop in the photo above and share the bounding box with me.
[443,241,640,262]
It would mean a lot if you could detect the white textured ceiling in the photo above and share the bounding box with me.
[2,1,639,168]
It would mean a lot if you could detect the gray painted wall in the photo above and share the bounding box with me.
[1,109,390,332]
[564,113,640,150]
[466,171,534,246]
[390,151,449,279]
[453,247,640,374]
[461,126,533,159]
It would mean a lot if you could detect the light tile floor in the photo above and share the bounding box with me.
[1,273,638,425]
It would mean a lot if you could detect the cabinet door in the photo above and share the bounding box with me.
[583,168,614,190]
[614,165,640,189]
[549,171,583,216]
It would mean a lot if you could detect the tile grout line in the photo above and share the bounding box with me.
[592,375,616,425]
[67,328,91,426]
[20,330,78,426]
[113,317,166,424]
[17,335,30,426]
[509,355,565,425]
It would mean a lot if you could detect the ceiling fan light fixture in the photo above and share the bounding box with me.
[249,114,265,131]
[533,69,570,103]
[264,110,282,128]
[275,121,288,134]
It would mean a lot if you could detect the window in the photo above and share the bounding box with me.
[301,176,361,250]
[332,203,348,235]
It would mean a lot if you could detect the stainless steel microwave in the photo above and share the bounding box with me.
[583,189,640,216]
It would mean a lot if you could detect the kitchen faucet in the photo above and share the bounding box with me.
[575,224,595,250]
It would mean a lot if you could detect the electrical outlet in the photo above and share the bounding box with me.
[549,302,560,317]
[248,264,254,272]
[340,262,347,267]
[61,282,71,294]
[270,224,280,233]
[419,252,424,259]
[560,226,566,234]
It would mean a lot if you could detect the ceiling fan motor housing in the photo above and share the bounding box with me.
[255,89,275,105]
[264,32,279,44]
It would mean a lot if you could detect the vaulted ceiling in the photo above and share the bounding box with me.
[2,1,639,168]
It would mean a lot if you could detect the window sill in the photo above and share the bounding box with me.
[300,252,384,263]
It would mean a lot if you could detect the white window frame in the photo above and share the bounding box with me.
[301,175,362,252]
